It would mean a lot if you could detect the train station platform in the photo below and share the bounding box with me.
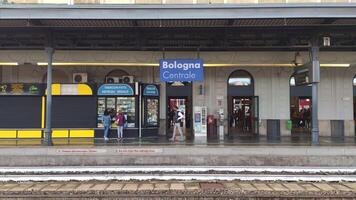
[0,136,356,167]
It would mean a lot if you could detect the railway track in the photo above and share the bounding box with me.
[1,166,356,199]
[1,186,356,199]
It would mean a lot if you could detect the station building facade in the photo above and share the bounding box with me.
[1,50,355,139]
[0,2,356,141]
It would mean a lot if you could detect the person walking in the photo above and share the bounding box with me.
[169,107,184,142]
[115,109,125,141]
[102,109,111,141]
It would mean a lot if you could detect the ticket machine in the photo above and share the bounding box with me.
[218,108,224,141]
[193,106,207,142]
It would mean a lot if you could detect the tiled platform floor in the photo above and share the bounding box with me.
[0,136,355,146]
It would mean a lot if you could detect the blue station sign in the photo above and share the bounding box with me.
[159,59,204,82]
[143,84,159,96]
[98,84,134,96]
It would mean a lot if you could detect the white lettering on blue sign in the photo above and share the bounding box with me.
[98,84,134,96]
[160,59,203,82]
[143,85,159,96]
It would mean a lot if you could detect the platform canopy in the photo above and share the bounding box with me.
[0,4,356,51]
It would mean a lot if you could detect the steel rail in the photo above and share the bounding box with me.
[1,174,356,182]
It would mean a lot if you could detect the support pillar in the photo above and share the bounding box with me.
[311,40,320,145]
[44,47,54,146]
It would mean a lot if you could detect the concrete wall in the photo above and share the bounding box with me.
[1,50,356,136]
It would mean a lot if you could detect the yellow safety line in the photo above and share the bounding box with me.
[41,96,45,129]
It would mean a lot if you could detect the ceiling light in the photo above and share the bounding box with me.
[0,62,19,66]
[36,62,350,68]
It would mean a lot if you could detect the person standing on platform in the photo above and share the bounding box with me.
[169,106,184,142]
[102,109,111,141]
[115,109,125,141]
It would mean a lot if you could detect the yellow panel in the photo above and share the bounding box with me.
[52,130,69,138]
[52,84,61,95]
[17,130,42,138]
[77,84,93,95]
[70,130,94,138]
[46,84,61,95]
[0,130,17,138]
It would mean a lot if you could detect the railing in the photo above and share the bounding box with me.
[1,0,354,5]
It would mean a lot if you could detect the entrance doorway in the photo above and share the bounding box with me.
[227,70,259,137]
[167,97,192,139]
[290,75,312,138]
[166,82,193,140]
[229,96,259,136]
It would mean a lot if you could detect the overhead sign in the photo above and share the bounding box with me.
[0,83,44,96]
[143,84,159,96]
[294,62,320,86]
[98,84,134,96]
[160,59,204,82]
[294,62,311,86]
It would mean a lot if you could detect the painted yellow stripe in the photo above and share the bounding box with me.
[77,84,93,95]
[53,139,69,145]
[69,130,94,138]
[0,130,17,138]
[17,140,42,146]
[41,96,45,129]
[52,130,69,138]
[69,138,94,145]
[17,130,42,138]
[0,140,17,145]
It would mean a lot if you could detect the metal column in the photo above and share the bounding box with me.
[44,47,54,146]
[311,40,320,145]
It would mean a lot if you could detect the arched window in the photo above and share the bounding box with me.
[290,76,296,86]
[290,74,311,87]
[42,69,70,83]
[228,70,253,86]
[227,70,254,97]
[104,69,130,83]
[105,69,129,78]
[353,76,356,86]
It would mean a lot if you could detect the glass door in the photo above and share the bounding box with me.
[144,98,159,127]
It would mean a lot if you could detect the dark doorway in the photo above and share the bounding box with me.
[227,70,259,137]
[290,75,312,138]
[166,82,193,140]
[229,96,259,137]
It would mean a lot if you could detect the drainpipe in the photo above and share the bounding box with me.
[44,47,54,146]
[311,38,320,145]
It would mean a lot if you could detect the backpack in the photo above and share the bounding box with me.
[174,111,181,123]
[115,114,125,126]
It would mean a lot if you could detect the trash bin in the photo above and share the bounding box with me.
[286,120,292,131]
[267,119,280,141]
[207,115,217,139]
